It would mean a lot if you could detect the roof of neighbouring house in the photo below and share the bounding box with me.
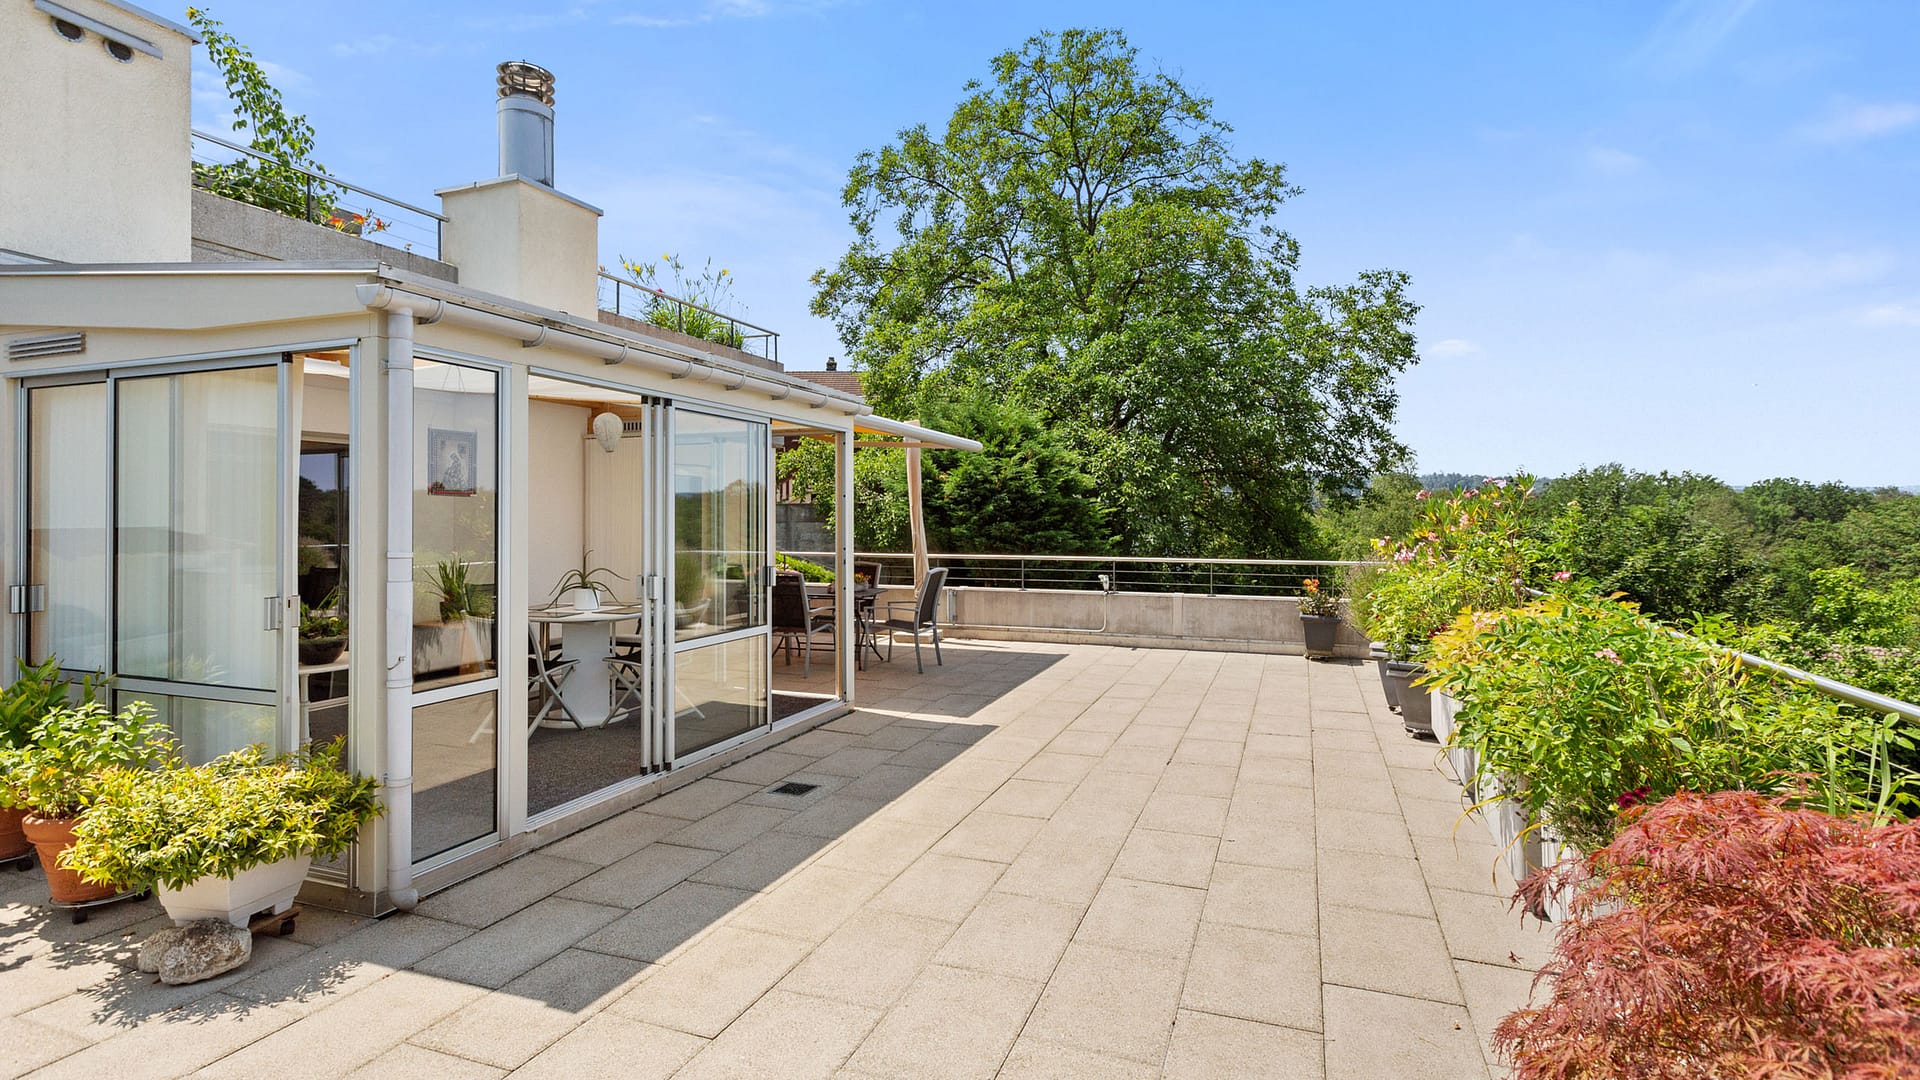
[787,369,865,399]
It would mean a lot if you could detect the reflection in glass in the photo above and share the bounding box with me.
[675,635,768,758]
[412,361,499,687]
[28,382,109,672]
[673,411,768,642]
[119,691,276,766]
[115,367,280,694]
[412,694,498,860]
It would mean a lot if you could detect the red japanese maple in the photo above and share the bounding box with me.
[1497,790,1920,1079]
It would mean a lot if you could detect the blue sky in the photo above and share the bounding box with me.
[196,1,1920,486]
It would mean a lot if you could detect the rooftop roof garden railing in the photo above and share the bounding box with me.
[596,271,779,363]
[1514,585,1920,724]
[781,551,1373,598]
[190,129,449,259]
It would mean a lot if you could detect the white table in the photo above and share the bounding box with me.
[528,604,646,728]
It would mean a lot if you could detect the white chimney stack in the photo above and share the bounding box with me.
[496,61,556,187]
[437,59,602,314]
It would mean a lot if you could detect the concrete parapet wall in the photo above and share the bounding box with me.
[933,586,1372,657]
[191,190,457,280]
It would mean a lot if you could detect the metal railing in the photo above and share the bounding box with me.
[1514,584,1920,723]
[596,272,779,362]
[190,130,448,258]
[781,551,1371,597]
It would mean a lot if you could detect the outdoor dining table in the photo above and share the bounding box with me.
[527,602,646,728]
[805,582,886,667]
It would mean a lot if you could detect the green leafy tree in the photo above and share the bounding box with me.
[777,441,914,553]
[188,7,339,220]
[812,28,1419,557]
[921,391,1111,554]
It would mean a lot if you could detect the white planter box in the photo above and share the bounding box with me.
[157,853,313,927]
[1430,690,1477,789]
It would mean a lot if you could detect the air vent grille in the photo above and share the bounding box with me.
[8,332,86,361]
[769,781,820,797]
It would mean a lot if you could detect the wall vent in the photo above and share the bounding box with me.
[8,332,86,361]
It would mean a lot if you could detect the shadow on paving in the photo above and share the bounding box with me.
[0,641,1068,1044]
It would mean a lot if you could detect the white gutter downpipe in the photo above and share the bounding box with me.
[382,303,426,911]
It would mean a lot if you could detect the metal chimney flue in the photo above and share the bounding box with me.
[496,61,556,186]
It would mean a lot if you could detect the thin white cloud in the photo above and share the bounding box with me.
[255,59,311,90]
[1634,0,1761,76]
[1799,100,1920,143]
[1584,145,1646,176]
[332,34,397,58]
[1427,339,1482,359]
[1861,300,1920,327]
[1685,250,1895,296]
[609,0,838,28]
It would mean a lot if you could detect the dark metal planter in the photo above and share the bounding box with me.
[1382,661,1433,737]
[1300,614,1341,659]
[1370,643,1399,711]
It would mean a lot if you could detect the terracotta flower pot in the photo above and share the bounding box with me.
[21,813,119,905]
[0,806,30,863]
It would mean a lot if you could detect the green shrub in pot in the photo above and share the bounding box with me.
[0,659,106,862]
[0,700,173,821]
[1423,596,1919,852]
[64,737,381,894]
[0,699,173,903]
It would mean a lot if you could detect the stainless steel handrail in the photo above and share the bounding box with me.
[191,129,449,222]
[1515,585,1920,722]
[783,551,1375,568]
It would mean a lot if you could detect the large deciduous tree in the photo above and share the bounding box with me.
[812,28,1419,556]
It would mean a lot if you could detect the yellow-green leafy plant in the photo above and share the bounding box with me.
[0,701,172,819]
[1424,596,1918,851]
[64,738,380,892]
[1358,476,1550,661]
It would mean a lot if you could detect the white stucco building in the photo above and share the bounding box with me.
[0,0,975,912]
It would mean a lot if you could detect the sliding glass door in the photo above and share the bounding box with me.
[19,361,295,764]
[670,407,769,759]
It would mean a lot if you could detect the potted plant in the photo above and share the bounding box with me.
[0,659,104,867]
[1497,791,1920,1075]
[65,738,380,927]
[551,551,620,611]
[298,588,348,667]
[1297,577,1342,659]
[418,556,496,676]
[0,700,172,904]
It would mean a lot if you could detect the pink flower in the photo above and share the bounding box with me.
[1553,570,1573,582]
[1393,549,1415,564]
[1464,488,1480,498]
[1415,490,1429,501]
[1595,648,1621,664]
[1491,477,1508,488]
[1425,531,1440,542]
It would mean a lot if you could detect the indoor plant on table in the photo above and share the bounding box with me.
[1297,577,1343,659]
[0,699,172,905]
[418,555,497,676]
[298,588,348,667]
[65,737,380,927]
[551,550,621,611]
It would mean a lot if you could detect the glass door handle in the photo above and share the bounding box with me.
[7,585,46,614]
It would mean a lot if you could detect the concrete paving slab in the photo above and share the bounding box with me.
[0,641,1544,1079]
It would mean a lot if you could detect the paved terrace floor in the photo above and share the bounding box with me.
[1,641,1548,1079]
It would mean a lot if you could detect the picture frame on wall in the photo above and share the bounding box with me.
[427,428,478,495]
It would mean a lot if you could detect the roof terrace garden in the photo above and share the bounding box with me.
[2,9,1916,1077]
